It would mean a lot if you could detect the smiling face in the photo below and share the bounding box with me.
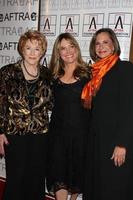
[22,39,43,67]
[95,32,114,59]
[59,38,78,66]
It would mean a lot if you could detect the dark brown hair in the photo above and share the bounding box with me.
[89,28,121,62]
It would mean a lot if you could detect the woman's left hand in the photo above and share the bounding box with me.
[111,146,126,167]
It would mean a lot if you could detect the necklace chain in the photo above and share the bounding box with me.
[23,60,40,78]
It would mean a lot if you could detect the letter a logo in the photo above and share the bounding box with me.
[42,57,48,68]
[89,17,96,30]
[115,16,123,30]
[44,18,50,31]
[66,18,73,31]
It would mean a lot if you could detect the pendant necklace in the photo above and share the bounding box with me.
[23,60,40,79]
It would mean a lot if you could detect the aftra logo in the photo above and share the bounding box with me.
[66,18,73,31]
[44,18,50,31]
[109,13,132,37]
[0,12,37,22]
[89,17,96,30]
[115,16,123,30]
[60,15,80,36]
[82,13,104,37]
[40,15,56,36]
[0,42,18,50]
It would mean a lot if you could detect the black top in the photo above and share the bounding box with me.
[47,76,91,193]
[49,77,90,136]
[91,59,133,158]
[84,59,133,200]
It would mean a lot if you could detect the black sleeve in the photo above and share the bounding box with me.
[0,68,8,134]
[115,61,133,153]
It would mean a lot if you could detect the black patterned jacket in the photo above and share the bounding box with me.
[0,61,53,135]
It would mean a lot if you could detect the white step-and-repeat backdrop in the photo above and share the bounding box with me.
[0,0,39,68]
[0,1,133,199]
[40,0,133,63]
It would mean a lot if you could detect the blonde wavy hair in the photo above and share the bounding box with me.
[49,33,89,79]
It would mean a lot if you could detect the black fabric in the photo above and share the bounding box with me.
[3,134,47,200]
[84,59,133,200]
[47,77,90,194]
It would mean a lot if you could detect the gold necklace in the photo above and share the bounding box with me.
[23,60,40,79]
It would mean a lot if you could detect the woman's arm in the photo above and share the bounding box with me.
[0,68,9,156]
[0,134,9,156]
[111,61,133,166]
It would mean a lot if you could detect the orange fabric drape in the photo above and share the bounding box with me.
[81,54,119,109]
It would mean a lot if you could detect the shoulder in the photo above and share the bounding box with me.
[0,63,15,72]
[40,65,51,75]
[79,66,91,80]
[116,59,133,82]
[0,63,18,79]
[116,59,133,70]
[40,66,53,83]
[80,76,90,84]
[114,59,133,75]
[40,66,51,74]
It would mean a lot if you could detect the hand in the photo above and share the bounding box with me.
[111,146,126,167]
[0,134,9,156]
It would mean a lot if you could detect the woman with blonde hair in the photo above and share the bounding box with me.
[47,32,91,200]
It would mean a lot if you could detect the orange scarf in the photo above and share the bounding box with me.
[81,54,119,109]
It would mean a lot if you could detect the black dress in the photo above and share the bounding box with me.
[84,59,133,200]
[47,77,90,194]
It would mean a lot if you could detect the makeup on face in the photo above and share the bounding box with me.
[95,32,114,59]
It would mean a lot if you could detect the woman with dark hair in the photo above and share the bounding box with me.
[82,28,133,200]
[0,30,53,200]
[47,32,91,200]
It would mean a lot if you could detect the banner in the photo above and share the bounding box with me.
[0,0,40,68]
[40,0,133,65]
[0,0,40,178]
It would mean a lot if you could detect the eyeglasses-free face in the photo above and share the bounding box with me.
[59,39,78,66]
[95,32,114,59]
[22,39,43,68]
